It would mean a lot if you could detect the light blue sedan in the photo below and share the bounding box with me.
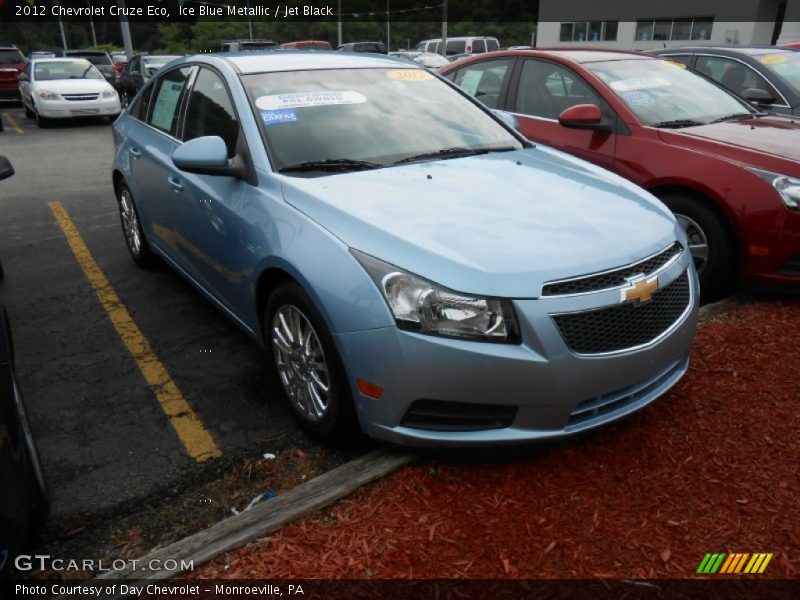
[111,52,699,447]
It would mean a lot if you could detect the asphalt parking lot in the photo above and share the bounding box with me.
[0,107,337,527]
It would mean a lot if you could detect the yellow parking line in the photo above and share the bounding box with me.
[3,112,24,134]
[48,201,222,462]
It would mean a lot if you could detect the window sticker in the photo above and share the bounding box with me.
[610,77,671,92]
[664,60,687,69]
[150,82,184,131]
[261,109,298,126]
[255,91,367,110]
[622,91,655,106]
[459,70,483,96]
[387,69,434,81]
[759,54,787,65]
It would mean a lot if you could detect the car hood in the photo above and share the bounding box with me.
[659,117,800,166]
[280,148,679,298]
[32,79,111,93]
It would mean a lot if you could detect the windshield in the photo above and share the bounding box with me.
[69,53,112,66]
[243,68,522,172]
[587,58,753,126]
[756,52,800,96]
[0,50,24,63]
[34,61,104,81]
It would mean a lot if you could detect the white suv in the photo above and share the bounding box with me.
[414,36,500,57]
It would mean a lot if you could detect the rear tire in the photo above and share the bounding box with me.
[659,193,737,303]
[264,282,358,443]
[116,183,157,268]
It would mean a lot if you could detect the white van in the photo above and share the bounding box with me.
[414,36,500,57]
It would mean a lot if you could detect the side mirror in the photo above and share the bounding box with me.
[172,136,230,175]
[558,104,612,132]
[741,88,776,105]
[17,73,28,83]
[0,155,15,181]
[492,109,521,131]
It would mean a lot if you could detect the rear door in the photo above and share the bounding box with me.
[507,58,618,170]
[127,66,195,265]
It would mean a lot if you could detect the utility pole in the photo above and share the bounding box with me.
[118,0,134,60]
[386,0,390,49]
[246,0,253,40]
[58,18,68,50]
[337,0,343,47]
[441,0,448,56]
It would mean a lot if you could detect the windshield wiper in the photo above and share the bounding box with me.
[707,112,756,124]
[652,119,706,129]
[278,158,384,174]
[394,146,516,166]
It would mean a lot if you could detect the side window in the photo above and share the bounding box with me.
[129,81,154,121]
[415,42,426,51]
[446,40,466,55]
[452,59,512,109]
[695,56,771,97]
[182,68,239,158]
[515,59,602,120]
[472,39,486,54]
[147,67,192,136]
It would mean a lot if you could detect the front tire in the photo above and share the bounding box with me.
[24,103,34,118]
[116,183,156,267]
[264,282,357,443]
[659,193,737,303]
[34,107,49,128]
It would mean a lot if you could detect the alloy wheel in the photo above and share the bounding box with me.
[271,305,331,422]
[675,213,709,276]
[119,188,142,256]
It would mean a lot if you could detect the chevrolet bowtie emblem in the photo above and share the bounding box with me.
[622,275,659,304]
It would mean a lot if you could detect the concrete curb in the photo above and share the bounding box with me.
[91,450,414,583]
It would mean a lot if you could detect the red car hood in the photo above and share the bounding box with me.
[659,117,800,168]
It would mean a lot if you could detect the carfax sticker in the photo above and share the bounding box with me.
[387,69,434,81]
[261,109,298,126]
[622,91,655,106]
[610,77,671,92]
[255,91,367,110]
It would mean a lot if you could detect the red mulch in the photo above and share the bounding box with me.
[194,300,800,579]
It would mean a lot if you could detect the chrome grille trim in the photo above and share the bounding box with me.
[542,242,683,297]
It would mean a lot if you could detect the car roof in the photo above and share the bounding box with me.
[64,49,109,55]
[215,50,410,73]
[652,46,795,57]
[31,57,92,63]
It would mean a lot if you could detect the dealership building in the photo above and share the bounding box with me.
[536,0,800,48]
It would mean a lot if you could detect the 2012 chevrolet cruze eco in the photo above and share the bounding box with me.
[112,52,699,447]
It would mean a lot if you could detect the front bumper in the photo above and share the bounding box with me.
[742,207,800,287]
[37,96,121,119]
[336,255,699,447]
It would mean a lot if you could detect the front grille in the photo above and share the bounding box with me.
[401,399,517,432]
[542,243,682,296]
[552,271,691,355]
[778,254,800,276]
[566,358,687,430]
[63,93,100,101]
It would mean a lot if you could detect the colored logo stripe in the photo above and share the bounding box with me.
[699,553,773,574]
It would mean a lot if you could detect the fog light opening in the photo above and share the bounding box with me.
[357,378,383,399]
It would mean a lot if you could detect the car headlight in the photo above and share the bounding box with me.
[102,88,117,98]
[352,249,520,343]
[747,167,800,211]
[36,89,59,101]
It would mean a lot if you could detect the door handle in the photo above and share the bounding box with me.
[129,147,141,158]
[168,177,184,192]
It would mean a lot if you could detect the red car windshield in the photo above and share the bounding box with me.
[587,58,753,126]
[756,52,800,95]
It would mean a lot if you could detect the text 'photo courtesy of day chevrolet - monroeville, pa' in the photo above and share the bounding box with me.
[0,1,798,599]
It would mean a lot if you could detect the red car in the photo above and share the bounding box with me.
[0,46,26,101]
[440,50,800,301]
